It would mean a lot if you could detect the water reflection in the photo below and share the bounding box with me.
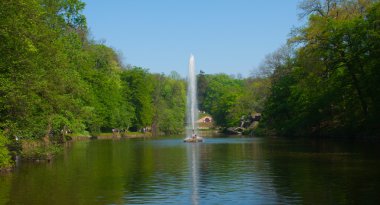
[1,137,380,204]
[187,143,200,205]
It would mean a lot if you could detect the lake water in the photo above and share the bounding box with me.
[1,135,380,204]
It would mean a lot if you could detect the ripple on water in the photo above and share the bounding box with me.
[3,137,379,205]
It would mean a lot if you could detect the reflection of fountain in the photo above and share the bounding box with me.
[184,54,203,142]
[187,144,200,205]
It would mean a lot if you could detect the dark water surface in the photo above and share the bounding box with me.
[1,136,380,205]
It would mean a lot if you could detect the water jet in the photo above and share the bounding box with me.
[184,54,203,143]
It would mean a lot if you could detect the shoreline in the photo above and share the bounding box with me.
[70,132,153,141]
[1,132,154,172]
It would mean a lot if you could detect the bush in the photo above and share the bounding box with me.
[0,133,13,170]
[21,141,62,161]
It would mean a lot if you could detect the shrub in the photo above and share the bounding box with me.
[0,133,13,170]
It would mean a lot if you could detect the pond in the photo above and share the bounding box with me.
[1,135,380,204]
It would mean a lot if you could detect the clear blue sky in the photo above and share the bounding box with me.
[82,0,302,78]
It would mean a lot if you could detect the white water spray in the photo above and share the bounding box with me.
[186,54,199,138]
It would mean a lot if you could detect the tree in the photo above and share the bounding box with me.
[0,0,88,139]
[262,0,380,137]
[202,74,244,127]
[197,70,208,111]
[151,74,186,135]
[121,67,154,131]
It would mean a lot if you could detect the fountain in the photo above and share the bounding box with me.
[184,54,203,142]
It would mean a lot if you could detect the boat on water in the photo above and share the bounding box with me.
[183,135,204,143]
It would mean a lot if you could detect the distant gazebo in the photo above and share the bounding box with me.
[197,115,213,123]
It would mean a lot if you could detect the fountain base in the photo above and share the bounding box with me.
[183,136,204,143]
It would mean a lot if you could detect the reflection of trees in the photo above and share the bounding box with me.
[264,139,380,204]
[14,140,132,204]
[0,174,11,205]
[4,138,379,204]
[4,139,189,205]
[196,139,284,204]
[198,139,266,178]
[122,139,188,203]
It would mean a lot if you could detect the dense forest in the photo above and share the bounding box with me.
[0,0,188,169]
[198,0,380,137]
[0,0,190,139]
[262,0,380,137]
[1,0,380,169]
[197,1,380,138]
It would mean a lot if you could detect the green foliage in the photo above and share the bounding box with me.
[0,0,267,138]
[229,77,270,125]
[0,132,12,169]
[0,0,140,139]
[21,143,63,161]
[80,44,134,133]
[263,0,380,137]
[121,67,154,131]
[0,0,89,139]
[121,70,186,135]
[151,74,186,135]
[198,74,236,127]
[8,0,380,140]
[197,72,269,128]
[197,70,208,111]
